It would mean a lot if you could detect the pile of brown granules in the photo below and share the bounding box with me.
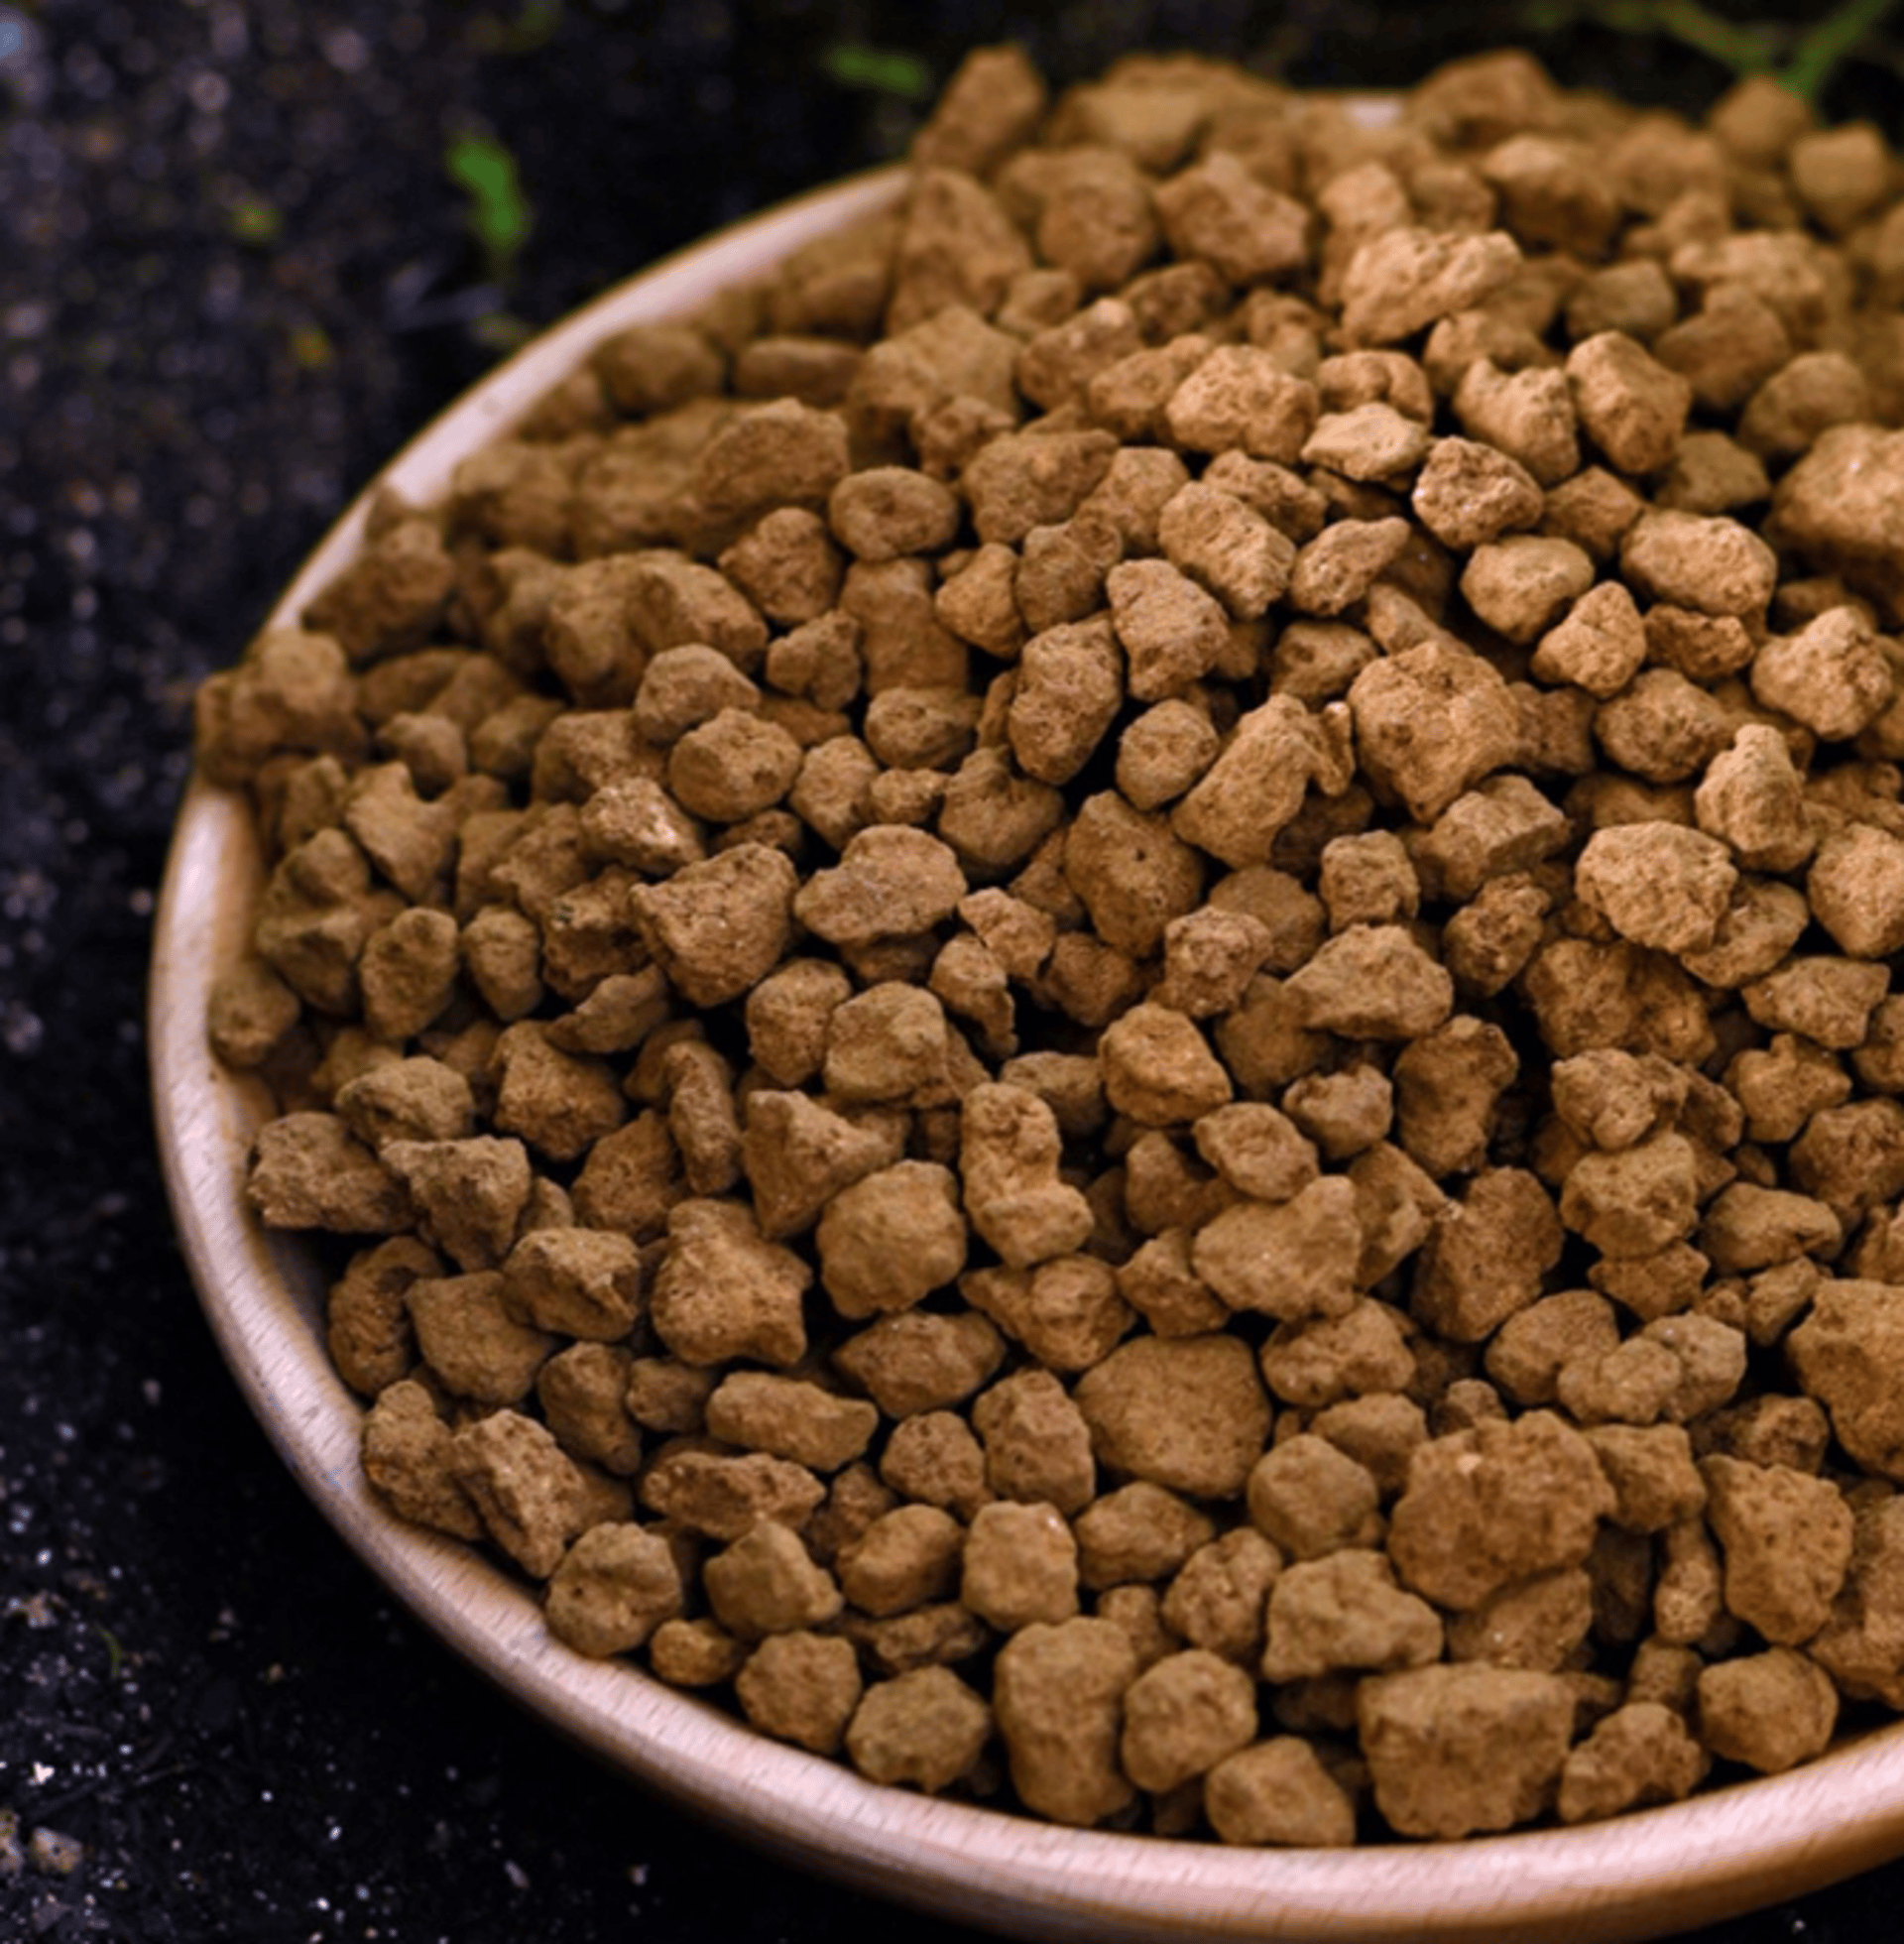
[195,42,1904,1844]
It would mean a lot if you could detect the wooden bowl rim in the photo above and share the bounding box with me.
[148,159,1904,1944]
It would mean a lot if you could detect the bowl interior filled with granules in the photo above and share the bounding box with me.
[151,42,1904,1941]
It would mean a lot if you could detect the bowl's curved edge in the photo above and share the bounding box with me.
[147,162,1904,1944]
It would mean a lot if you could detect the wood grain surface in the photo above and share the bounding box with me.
[147,163,1904,1944]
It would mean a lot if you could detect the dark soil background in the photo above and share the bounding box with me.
[3,1,1902,1938]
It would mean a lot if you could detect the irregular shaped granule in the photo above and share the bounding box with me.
[1811,1497,1904,1707]
[1699,1182,1841,1274]
[1391,1015,1517,1177]
[1412,776,1569,905]
[1247,1434,1383,1561]
[1100,1003,1233,1126]
[1413,1166,1564,1340]
[448,1408,594,1579]
[734,1631,864,1755]
[793,825,966,949]
[1788,1281,1904,1481]
[326,1236,433,1397]
[1445,1565,1594,1672]
[334,1057,473,1154]
[1769,423,1904,619]
[1008,617,1126,783]
[1156,481,1296,621]
[490,1024,628,1164]
[703,1520,845,1640]
[962,1257,1133,1374]
[1105,557,1230,696]
[1807,825,1904,958]
[1679,880,1812,992]
[1205,1738,1359,1847]
[703,1373,880,1474]
[1162,1528,1283,1667]
[1769,606,1896,744]
[816,1161,968,1318]
[382,1137,532,1272]
[1460,536,1595,646]
[1192,1178,1363,1323]
[638,1447,824,1541]
[832,1309,1007,1418]
[1339,227,1522,345]
[1261,1302,1415,1411]
[1358,1663,1575,1838]
[972,1366,1096,1513]
[1411,435,1544,551]
[961,1500,1079,1632]
[844,1665,993,1792]
[249,1113,411,1235]
[1164,347,1320,463]
[1557,1702,1710,1824]
[1560,1135,1701,1260]
[960,1082,1096,1270]
[1452,360,1581,487]
[1701,1454,1853,1645]
[1120,1648,1257,1793]
[1573,823,1737,954]
[1522,936,1718,1063]
[1741,957,1891,1052]
[1696,1647,1839,1775]
[1618,511,1776,621]
[1301,403,1433,485]
[1194,1102,1320,1203]
[360,1380,483,1538]
[1062,790,1206,957]
[1388,1411,1615,1610]
[836,1503,963,1617]
[1072,1333,1271,1498]
[1154,149,1309,283]
[740,1090,901,1239]
[649,1615,750,1688]
[545,1523,684,1657]
[1282,924,1454,1039]
[1286,516,1413,616]
[1347,642,1519,824]
[992,1618,1138,1827]
[649,1199,810,1368]
[1171,695,1354,869]
[408,1271,553,1405]
[501,1225,641,1342]
[1261,1549,1443,1681]
[1694,724,1816,873]
[630,843,797,1008]
[962,428,1121,547]
[1073,1482,1216,1590]
[1567,331,1693,476]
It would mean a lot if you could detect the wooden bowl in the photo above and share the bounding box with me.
[150,162,1904,1943]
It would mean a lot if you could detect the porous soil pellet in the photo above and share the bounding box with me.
[203,38,1904,1849]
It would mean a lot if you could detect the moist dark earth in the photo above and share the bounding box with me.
[2,1,1899,1937]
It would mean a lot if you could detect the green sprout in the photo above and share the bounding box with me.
[445,130,533,288]
[1523,0,1900,103]
[822,42,934,101]
[224,191,284,249]
[1781,0,1899,102]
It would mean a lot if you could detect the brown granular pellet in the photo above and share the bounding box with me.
[203,38,1904,1847]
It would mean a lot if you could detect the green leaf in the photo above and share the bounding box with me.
[1778,0,1898,101]
[822,42,933,100]
[224,192,284,249]
[445,131,532,269]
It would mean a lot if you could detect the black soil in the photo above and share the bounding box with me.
[1,2,1897,1938]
